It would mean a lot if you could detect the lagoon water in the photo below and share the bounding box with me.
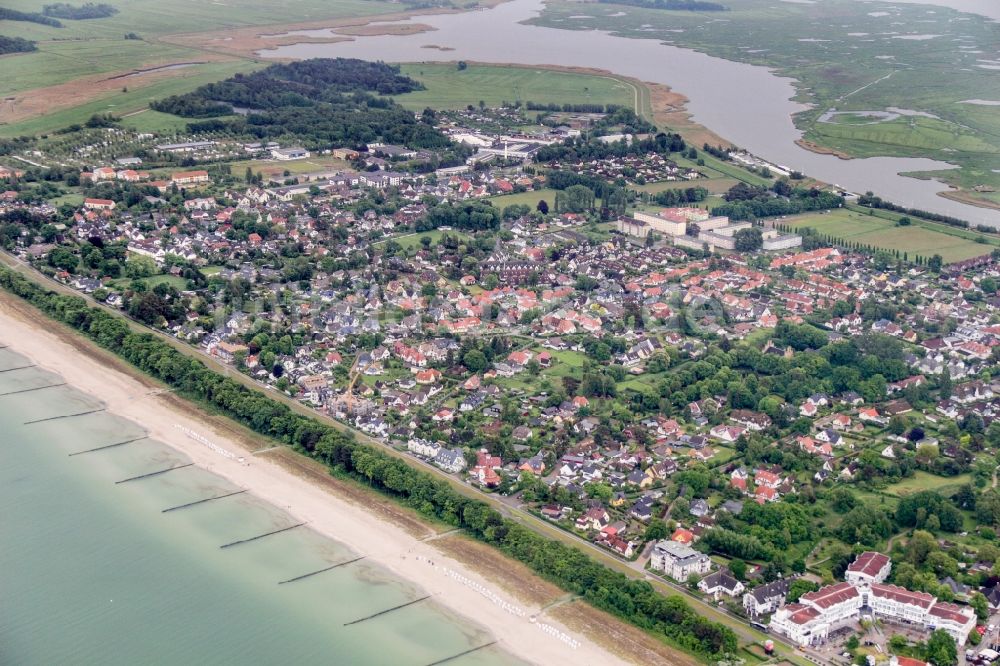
[261,0,1000,227]
[0,348,516,666]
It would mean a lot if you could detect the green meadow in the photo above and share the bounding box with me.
[487,188,561,210]
[0,0,401,45]
[395,63,637,112]
[0,60,258,137]
[783,208,998,263]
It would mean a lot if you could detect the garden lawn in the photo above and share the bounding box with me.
[884,470,973,498]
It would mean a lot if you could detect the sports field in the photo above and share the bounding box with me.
[783,208,997,263]
[395,64,637,112]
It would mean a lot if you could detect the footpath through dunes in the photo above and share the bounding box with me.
[0,293,649,666]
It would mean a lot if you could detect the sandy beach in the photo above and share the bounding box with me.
[0,302,631,666]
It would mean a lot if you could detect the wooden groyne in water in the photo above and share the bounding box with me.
[220,522,305,549]
[0,364,36,373]
[115,462,193,484]
[277,556,365,585]
[24,408,105,424]
[424,641,498,665]
[0,382,66,396]
[162,489,247,513]
[343,595,431,626]
[68,436,148,456]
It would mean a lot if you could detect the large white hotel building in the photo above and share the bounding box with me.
[770,552,976,647]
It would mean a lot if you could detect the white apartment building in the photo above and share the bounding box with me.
[927,602,977,645]
[743,578,791,618]
[771,553,978,647]
[769,604,826,646]
[867,584,935,625]
[407,438,441,458]
[846,551,892,586]
[769,582,862,646]
[649,540,711,581]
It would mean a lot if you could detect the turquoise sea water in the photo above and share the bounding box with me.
[0,348,518,666]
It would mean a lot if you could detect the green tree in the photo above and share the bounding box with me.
[889,635,909,653]
[976,490,1000,527]
[939,369,953,400]
[925,629,957,666]
[832,488,858,513]
[970,592,990,621]
[645,518,668,542]
[733,227,763,252]
[562,184,596,213]
[729,558,747,580]
[462,349,488,373]
[787,579,819,603]
[48,247,78,272]
[124,254,156,279]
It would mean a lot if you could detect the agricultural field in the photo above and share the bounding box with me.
[0,60,257,137]
[782,208,999,263]
[532,0,1000,207]
[395,63,638,112]
[0,40,193,98]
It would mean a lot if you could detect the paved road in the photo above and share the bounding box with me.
[1,251,819,663]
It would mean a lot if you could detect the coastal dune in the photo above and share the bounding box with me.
[0,300,631,666]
